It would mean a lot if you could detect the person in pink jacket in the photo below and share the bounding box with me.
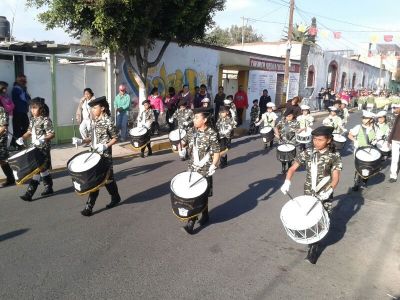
[148,87,164,135]
[0,81,15,147]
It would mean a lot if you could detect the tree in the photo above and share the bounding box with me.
[27,0,225,102]
[200,24,263,46]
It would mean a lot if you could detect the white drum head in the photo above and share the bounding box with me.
[260,127,272,134]
[9,147,36,159]
[68,152,102,172]
[376,140,391,152]
[170,171,208,198]
[130,127,147,136]
[333,134,346,142]
[281,196,323,230]
[355,147,381,162]
[298,128,312,137]
[277,144,295,152]
[169,129,187,141]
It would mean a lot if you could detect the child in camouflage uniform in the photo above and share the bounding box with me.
[16,97,55,201]
[137,100,155,158]
[248,99,260,135]
[169,100,194,131]
[281,125,342,264]
[0,104,15,187]
[72,96,121,216]
[297,105,314,151]
[181,107,220,234]
[274,109,300,173]
[224,96,237,128]
[216,106,235,168]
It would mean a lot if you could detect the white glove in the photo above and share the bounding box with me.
[178,148,186,158]
[318,187,333,201]
[168,117,174,123]
[16,137,24,146]
[371,140,377,146]
[353,140,359,149]
[33,138,45,146]
[208,164,217,176]
[142,124,149,130]
[95,144,108,153]
[72,137,83,146]
[280,180,291,195]
[183,121,188,126]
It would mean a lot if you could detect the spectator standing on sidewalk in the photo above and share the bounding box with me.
[114,84,131,141]
[0,81,14,147]
[164,87,179,132]
[76,88,95,143]
[194,84,211,108]
[259,89,271,117]
[178,84,193,109]
[148,87,164,135]
[234,85,248,126]
[11,74,30,149]
[214,86,226,120]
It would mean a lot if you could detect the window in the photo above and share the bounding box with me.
[307,65,315,87]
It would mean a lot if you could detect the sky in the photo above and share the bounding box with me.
[1,0,399,51]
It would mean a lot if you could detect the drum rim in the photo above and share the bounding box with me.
[8,146,37,160]
[170,171,208,198]
[260,127,273,133]
[277,144,296,151]
[168,129,187,141]
[355,146,382,161]
[67,151,102,172]
[130,127,148,136]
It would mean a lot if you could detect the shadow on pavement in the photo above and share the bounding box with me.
[115,160,174,181]
[0,228,29,242]
[230,135,259,148]
[122,180,170,205]
[228,149,267,167]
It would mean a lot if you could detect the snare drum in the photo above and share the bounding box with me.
[276,144,296,162]
[376,140,391,156]
[296,128,312,144]
[280,195,330,244]
[333,134,347,151]
[8,147,46,184]
[169,129,186,152]
[67,151,111,195]
[260,127,274,143]
[170,171,209,220]
[130,127,150,149]
[354,146,382,178]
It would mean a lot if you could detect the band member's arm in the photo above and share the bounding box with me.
[330,169,340,189]
[43,119,55,142]
[285,161,301,181]
[212,152,220,167]
[0,125,6,135]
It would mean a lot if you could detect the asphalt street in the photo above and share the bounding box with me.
[0,111,399,300]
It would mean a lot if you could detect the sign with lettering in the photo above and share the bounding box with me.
[249,58,300,73]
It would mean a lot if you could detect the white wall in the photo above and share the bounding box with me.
[0,59,15,87]
[223,78,238,96]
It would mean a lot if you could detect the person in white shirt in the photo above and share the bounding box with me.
[76,88,95,144]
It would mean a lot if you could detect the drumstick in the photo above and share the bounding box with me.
[189,175,206,188]
[287,192,303,209]
[83,149,97,163]
[189,170,193,183]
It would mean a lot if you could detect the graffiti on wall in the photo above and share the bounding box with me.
[122,61,209,98]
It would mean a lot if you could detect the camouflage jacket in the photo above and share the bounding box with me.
[91,114,118,158]
[184,127,220,177]
[137,109,155,129]
[295,148,342,195]
[216,116,235,139]
[172,108,194,130]
[227,103,238,127]
[0,107,8,148]
[276,119,300,144]
[28,116,55,150]
[250,106,260,123]
[322,115,344,134]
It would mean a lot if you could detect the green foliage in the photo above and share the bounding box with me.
[282,23,316,46]
[200,25,263,46]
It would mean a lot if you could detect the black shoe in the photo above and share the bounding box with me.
[1,179,15,187]
[352,185,359,191]
[148,150,153,156]
[41,175,54,196]
[20,179,39,201]
[184,218,196,234]
[140,152,145,158]
[198,210,209,226]
[180,157,186,161]
[81,205,93,216]
[389,178,397,183]
[306,244,319,264]
[106,196,121,209]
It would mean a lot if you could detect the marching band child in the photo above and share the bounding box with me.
[297,105,314,151]
[0,101,15,187]
[72,96,121,216]
[281,125,342,264]
[137,100,155,158]
[275,109,300,173]
[169,100,194,131]
[348,110,377,191]
[256,102,278,149]
[248,99,260,135]
[216,106,235,168]
[375,110,391,160]
[340,100,350,125]
[16,97,55,201]
[322,106,346,134]
[224,96,237,128]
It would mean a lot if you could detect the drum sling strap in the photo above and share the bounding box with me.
[360,125,375,147]
[284,122,295,142]
[192,132,211,171]
[310,151,318,195]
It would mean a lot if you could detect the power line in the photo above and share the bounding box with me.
[256,4,286,20]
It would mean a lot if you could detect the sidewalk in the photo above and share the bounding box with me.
[0,110,332,181]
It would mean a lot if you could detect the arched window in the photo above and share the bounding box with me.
[362,75,366,87]
[327,61,338,91]
[307,65,315,87]
[352,73,356,89]
[340,72,347,90]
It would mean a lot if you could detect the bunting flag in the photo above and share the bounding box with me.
[333,32,341,39]
[384,35,393,42]
[308,27,317,36]
[370,34,379,43]
[320,30,329,38]
[297,24,306,33]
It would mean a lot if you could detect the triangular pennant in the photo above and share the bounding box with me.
[333,32,341,39]
[298,24,306,33]
[308,27,317,36]
[370,34,379,43]
[384,35,393,42]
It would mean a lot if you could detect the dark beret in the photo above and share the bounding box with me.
[88,96,108,107]
[311,126,334,136]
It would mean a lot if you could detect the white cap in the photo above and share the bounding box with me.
[300,105,310,110]
[392,103,400,108]
[328,106,337,112]
[376,111,387,117]
[341,100,348,105]
[224,99,232,104]
[267,102,276,108]
[362,110,375,118]
[201,98,210,103]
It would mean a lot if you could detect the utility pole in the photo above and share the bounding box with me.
[282,0,295,107]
